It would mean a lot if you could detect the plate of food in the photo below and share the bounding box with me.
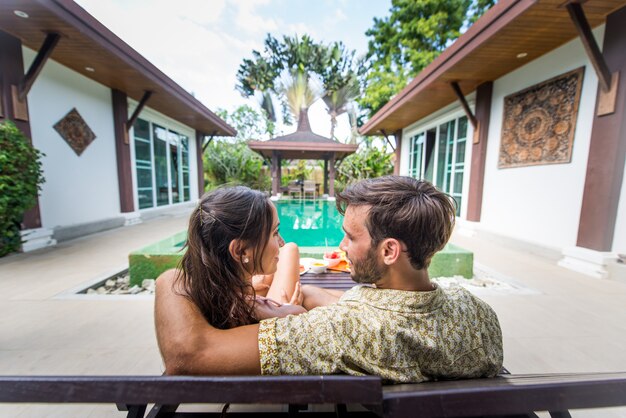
[299,257,316,275]
[324,251,351,273]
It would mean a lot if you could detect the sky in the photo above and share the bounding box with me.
[74,0,392,140]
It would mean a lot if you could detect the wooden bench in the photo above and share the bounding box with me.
[0,375,381,417]
[378,372,626,418]
[2,372,626,417]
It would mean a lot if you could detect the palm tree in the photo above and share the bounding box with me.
[319,42,362,141]
[322,77,360,140]
[279,70,321,123]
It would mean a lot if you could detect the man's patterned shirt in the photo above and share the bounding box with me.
[258,284,503,383]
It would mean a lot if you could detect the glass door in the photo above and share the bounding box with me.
[153,124,169,207]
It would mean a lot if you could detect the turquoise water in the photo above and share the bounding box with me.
[274,200,344,247]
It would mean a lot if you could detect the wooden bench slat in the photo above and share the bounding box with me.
[382,372,626,418]
[0,375,382,405]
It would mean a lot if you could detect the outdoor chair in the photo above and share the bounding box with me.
[303,180,316,200]
[287,180,302,200]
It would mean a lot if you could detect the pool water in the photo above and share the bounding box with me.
[274,200,344,247]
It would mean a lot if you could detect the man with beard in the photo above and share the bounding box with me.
[156,176,503,383]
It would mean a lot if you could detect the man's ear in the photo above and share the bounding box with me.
[381,238,402,265]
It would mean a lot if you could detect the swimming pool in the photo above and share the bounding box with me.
[274,200,344,247]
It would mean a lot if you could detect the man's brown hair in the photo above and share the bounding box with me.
[336,175,456,270]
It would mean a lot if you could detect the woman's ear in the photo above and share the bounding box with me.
[228,239,252,264]
[381,238,402,265]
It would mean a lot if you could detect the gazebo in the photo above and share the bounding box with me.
[248,110,358,197]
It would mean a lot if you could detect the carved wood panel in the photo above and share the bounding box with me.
[498,67,585,169]
[53,108,96,156]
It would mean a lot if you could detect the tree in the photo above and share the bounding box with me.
[236,35,361,138]
[215,105,273,141]
[279,70,321,123]
[335,141,394,192]
[359,0,496,116]
[202,106,271,191]
[236,49,281,125]
[318,42,362,140]
[0,121,45,257]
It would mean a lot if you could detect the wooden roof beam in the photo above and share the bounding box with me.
[18,32,60,101]
[566,1,619,115]
[125,90,153,135]
[566,2,612,91]
[380,130,396,152]
[201,130,218,152]
[450,81,478,129]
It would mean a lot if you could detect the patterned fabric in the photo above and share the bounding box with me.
[258,284,503,383]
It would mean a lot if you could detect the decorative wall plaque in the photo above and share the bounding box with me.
[53,108,96,156]
[498,67,584,169]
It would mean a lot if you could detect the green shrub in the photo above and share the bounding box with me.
[0,121,45,257]
[203,139,271,191]
[335,144,393,192]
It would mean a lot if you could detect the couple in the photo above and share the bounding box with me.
[155,175,503,383]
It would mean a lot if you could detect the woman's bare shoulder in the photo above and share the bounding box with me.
[156,269,185,296]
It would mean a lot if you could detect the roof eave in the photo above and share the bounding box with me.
[359,0,535,136]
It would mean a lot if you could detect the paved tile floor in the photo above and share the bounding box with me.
[1,211,625,417]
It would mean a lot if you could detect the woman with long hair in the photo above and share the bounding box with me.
[163,186,305,332]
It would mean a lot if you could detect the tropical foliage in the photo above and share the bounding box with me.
[359,0,496,116]
[0,121,45,257]
[335,141,394,192]
[203,140,270,191]
[203,106,270,191]
[236,34,361,140]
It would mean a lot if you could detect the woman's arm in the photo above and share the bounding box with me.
[155,269,261,375]
[301,285,344,310]
[266,242,301,301]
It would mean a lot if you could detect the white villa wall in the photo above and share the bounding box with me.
[23,47,120,230]
[127,102,199,211]
[479,26,605,251]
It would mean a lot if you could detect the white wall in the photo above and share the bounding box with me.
[479,26,605,250]
[23,47,120,229]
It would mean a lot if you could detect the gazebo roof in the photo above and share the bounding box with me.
[248,110,358,160]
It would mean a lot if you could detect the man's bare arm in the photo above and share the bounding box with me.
[155,269,261,375]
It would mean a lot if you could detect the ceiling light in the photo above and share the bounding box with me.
[516,52,528,59]
[85,67,95,72]
[14,10,29,18]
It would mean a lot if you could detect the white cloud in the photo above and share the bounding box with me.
[75,0,367,139]
[230,0,279,34]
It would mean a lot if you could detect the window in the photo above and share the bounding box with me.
[408,115,468,215]
[133,118,192,210]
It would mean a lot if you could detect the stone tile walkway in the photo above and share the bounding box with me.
[1,211,625,417]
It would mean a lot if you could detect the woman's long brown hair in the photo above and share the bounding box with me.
[175,186,274,329]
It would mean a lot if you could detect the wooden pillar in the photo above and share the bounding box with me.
[323,158,329,194]
[393,130,402,175]
[271,151,279,196]
[277,157,282,194]
[195,131,205,196]
[576,5,626,251]
[111,89,135,213]
[329,153,336,197]
[0,30,41,229]
[466,81,493,222]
